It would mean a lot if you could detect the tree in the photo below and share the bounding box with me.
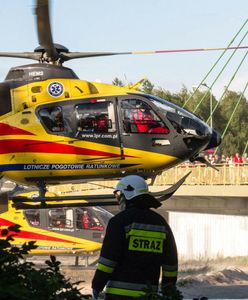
[0,225,91,300]
[141,79,154,94]
[218,91,248,155]
[112,77,124,86]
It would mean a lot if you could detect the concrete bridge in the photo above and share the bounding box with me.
[161,185,248,216]
[153,164,248,216]
[50,164,248,216]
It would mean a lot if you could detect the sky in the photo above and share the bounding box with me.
[0,0,247,98]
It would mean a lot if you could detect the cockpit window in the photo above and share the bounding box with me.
[0,83,12,116]
[121,99,169,134]
[37,98,117,139]
[25,210,40,227]
[147,94,211,136]
[48,208,73,229]
[39,106,64,133]
[75,100,116,135]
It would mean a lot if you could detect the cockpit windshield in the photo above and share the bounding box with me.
[146,94,212,137]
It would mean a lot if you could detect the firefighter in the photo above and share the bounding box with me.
[91,175,178,299]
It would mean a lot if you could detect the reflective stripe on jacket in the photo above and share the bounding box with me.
[106,281,158,297]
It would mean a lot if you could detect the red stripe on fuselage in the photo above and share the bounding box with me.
[0,218,15,226]
[8,230,78,244]
[0,218,78,244]
[0,123,35,136]
[0,139,130,157]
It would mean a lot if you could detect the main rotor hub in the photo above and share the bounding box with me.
[34,43,69,54]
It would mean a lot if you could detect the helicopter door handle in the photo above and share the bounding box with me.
[152,139,170,146]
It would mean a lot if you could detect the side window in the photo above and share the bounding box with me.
[121,99,169,134]
[0,83,11,116]
[48,208,73,229]
[75,100,116,135]
[25,210,40,227]
[39,106,65,133]
[76,208,104,231]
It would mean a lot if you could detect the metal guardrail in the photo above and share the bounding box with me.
[154,164,248,186]
[51,165,248,197]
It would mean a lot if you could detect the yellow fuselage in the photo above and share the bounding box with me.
[0,202,102,254]
[0,78,180,185]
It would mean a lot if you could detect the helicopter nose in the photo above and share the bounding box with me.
[204,129,222,150]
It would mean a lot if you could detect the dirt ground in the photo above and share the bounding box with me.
[178,267,248,299]
[59,256,248,299]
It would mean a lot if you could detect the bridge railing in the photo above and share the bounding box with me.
[154,163,248,186]
[52,164,248,196]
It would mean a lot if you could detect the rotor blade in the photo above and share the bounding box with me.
[0,45,247,63]
[12,172,191,206]
[62,45,248,61]
[36,0,58,60]
[153,172,191,202]
[191,156,219,171]
[13,200,118,210]
[60,51,128,61]
[0,52,40,61]
[12,193,116,203]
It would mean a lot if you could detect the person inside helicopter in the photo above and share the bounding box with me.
[132,103,169,134]
[76,209,104,231]
[132,105,153,133]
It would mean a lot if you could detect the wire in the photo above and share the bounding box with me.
[193,27,248,117]
[214,80,248,154]
[183,18,248,109]
[243,140,248,155]
[207,48,248,124]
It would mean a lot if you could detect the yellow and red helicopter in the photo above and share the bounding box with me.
[0,0,228,207]
[0,191,113,255]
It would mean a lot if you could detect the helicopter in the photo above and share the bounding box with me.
[0,191,113,256]
[0,0,223,206]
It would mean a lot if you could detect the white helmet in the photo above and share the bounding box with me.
[114,175,149,200]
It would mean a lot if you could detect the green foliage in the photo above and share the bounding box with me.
[141,80,155,94]
[112,77,124,86]
[0,225,90,300]
[218,91,248,155]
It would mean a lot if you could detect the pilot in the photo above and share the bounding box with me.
[91,175,178,299]
[132,104,169,134]
[132,105,152,133]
